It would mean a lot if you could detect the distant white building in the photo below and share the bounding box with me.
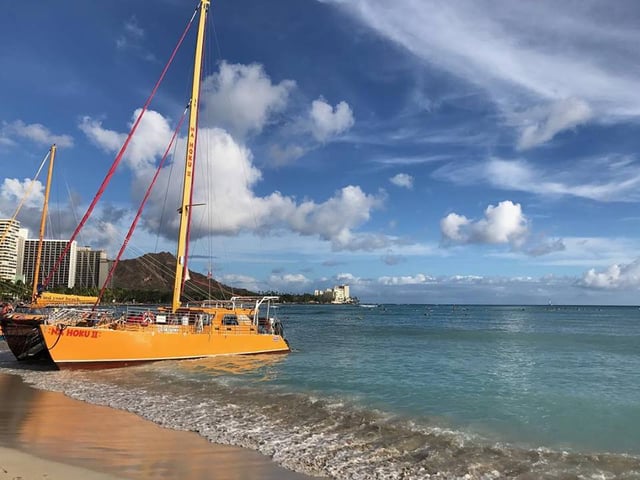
[314,284,353,304]
[17,237,78,289]
[0,219,21,281]
[0,220,110,290]
[332,284,351,304]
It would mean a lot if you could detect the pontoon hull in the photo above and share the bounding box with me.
[1,318,51,362]
[38,323,290,369]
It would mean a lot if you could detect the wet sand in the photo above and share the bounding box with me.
[0,373,315,479]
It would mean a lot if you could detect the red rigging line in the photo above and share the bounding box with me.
[42,5,200,289]
[94,107,190,308]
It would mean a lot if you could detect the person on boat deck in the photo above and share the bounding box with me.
[1,302,13,316]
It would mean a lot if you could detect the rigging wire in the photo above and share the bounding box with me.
[201,9,267,299]
[42,5,200,289]
[0,149,50,246]
[108,242,233,302]
[203,5,214,301]
[153,128,179,256]
[154,5,197,258]
[96,107,190,307]
[199,9,237,300]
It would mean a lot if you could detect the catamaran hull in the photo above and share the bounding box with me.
[1,318,51,362]
[38,324,290,369]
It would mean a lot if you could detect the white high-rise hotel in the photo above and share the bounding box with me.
[313,284,352,304]
[0,219,20,281]
[0,219,109,289]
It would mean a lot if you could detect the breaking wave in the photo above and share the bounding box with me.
[2,352,639,480]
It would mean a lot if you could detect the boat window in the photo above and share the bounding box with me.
[222,315,238,325]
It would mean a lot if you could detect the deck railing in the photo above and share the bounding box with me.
[43,304,279,336]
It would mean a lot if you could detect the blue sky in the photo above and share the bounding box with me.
[2,0,640,305]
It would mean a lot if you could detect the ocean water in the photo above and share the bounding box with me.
[2,304,640,479]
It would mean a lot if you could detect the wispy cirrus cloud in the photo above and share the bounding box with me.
[433,156,640,202]
[378,273,434,285]
[320,0,640,148]
[116,16,144,49]
[115,15,156,62]
[515,98,593,150]
[0,120,73,148]
[373,154,452,166]
[381,252,406,265]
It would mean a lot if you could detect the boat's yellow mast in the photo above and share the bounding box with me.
[31,144,56,303]
[172,0,210,312]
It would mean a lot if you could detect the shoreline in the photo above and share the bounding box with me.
[0,372,316,480]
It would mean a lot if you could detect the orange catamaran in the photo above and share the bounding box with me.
[1,0,289,368]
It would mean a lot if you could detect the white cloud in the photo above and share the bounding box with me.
[516,98,592,150]
[80,109,173,172]
[1,120,73,148]
[309,98,355,142]
[378,273,433,285]
[580,258,640,290]
[433,156,640,202]
[79,110,385,251]
[336,272,360,283]
[441,200,528,247]
[440,213,469,243]
[268,273,311,287]
[322,0,640,146]
[0,178,45,212]
[79,116,126,153]
[350,272,639,305]
[201,61,295,138]
[219,273,261,292]
[288,185,385,250]
[389,173,413,189]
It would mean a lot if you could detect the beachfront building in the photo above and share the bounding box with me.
[75,246,110,289]
[0,219,21,281]
[332,284,351,304]
[17,237,78,289]
[314,284,353,304]
[314,288,334,297]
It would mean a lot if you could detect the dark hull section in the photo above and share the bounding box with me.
[0,318,54,365]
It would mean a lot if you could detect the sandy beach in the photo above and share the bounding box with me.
[0,373,315,480]
[0,446,125,480]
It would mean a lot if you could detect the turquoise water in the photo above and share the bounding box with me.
[2,304,640,478]
[284,305,640,453]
